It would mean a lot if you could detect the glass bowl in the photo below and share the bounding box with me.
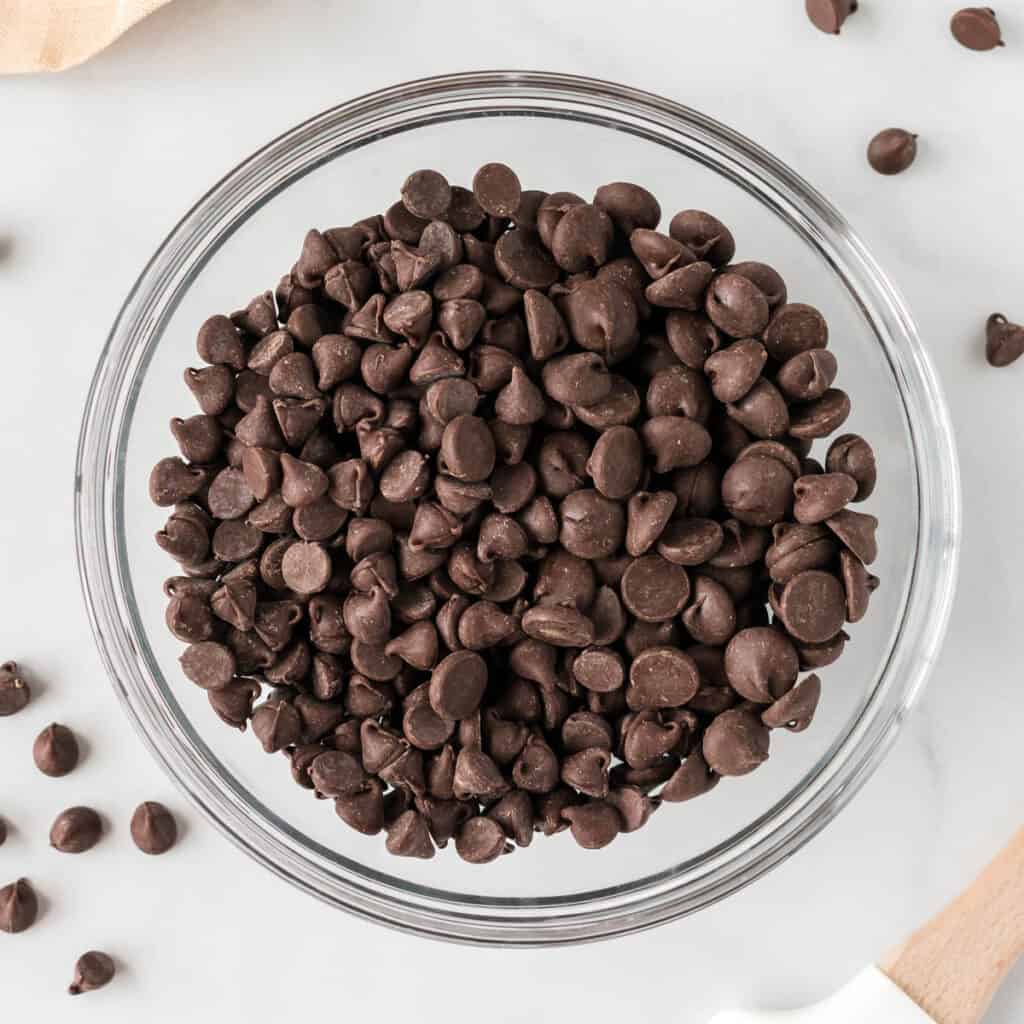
[75,71,960,946]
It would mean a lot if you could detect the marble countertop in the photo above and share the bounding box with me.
[1,0,1021,1020]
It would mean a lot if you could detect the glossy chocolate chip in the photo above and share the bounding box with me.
[867,129,918,175]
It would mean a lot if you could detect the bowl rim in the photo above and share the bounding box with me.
[74,69,961,946]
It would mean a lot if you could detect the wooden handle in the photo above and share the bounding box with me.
[880,827,1024,1024]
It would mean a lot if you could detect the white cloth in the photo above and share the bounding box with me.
[0,0,171,73]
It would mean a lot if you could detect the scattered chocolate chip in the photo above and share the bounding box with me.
[50,807,103,854]
[805,0,858,34]
[130,801,178,855]
[867,129,918,175]
[69,951,116,995]
[951,7,1003,50]
[0,878,38,933]
[985,313,1024,368]
[33,723,79,777]
[0,661,30,716]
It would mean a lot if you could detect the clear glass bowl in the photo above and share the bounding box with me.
[75,71,960,945]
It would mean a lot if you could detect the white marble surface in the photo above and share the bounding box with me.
[1,0,1021,1019]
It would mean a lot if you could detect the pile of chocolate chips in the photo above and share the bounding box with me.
[149,164,879,862]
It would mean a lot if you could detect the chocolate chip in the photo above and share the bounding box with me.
[762,674,822,732]
[625,491,677,557]
[805,0,858,34]
[724,627,799,703]
[335,779,385,835]
[826,508,879,564]
[149,457,205,507]
[0,879,38,933]
[703,708,770,776]
[722,455,794,526]
[523,288,569,361]
[661,751,719,802]
[473,163,522,218]
[777,570,847,643]
[789,388,851,439]
[457,600,519,649]
[68,951,116,996]
[0,661,30,716]
[627,646,700,709]
[537,191,585,248]
[130,801,177,854]
[572,647,626,693]
[727,378,790,439]
[793,472,857,523]
[429,650,487,720]
[559,489,626,559]
[455,816,510,863]
[594,182,661,234]
[310,750,367,797]
[511,733,560,794]
[705,339,768,403]
[657,517,724,566]
[665,310,721,369]
[951,7,1003,50]
[281,541,332,595]
[34,723,79,777]
[629,229,691,279]
[50,806,103,853]
[251,699,302,753]
[561,801,620,849]
[542,352,612,407]
[438,415,495,482]
[586,426,644,499]
[209,677,261,729]
[985,313,1024,367]
[868,129,918,175]
[681,575,737,645]
[562,747,611,798]
[705,273,770,338]
[494,228,559,290]
[386,810,436,859]
[766,522,838,582]
[550,204,614,273]
[562,279,639,364]
[180,641,235,690]
[184,364,234,415]
[840,549,879,623]
[646,261,715,310]
[620,554,691,622]
[454,748,510,800]
[574,374,641,430]
[487,790,534,847]
[401,169,452,221]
